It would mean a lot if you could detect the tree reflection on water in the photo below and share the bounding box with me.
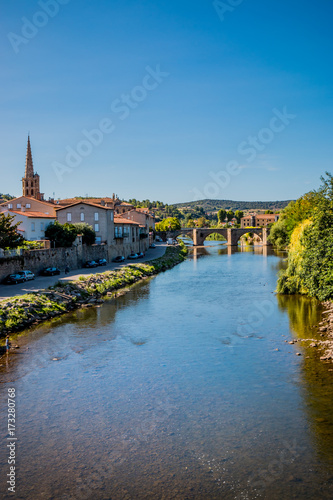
[278,293,333,467]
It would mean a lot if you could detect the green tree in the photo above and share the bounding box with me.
[226,210,234,222]
[277,173,333,300]
[72,223,96,245]
[269,192,318,248]
[217,209,226,224]
[155,217,181,231]
[45,221,77,248]
[187,219,195,228]
[234,210,244,224]
[196,217,209,228]
[265,210,273,214]
[0,213,24,249]
[268,218,289,249]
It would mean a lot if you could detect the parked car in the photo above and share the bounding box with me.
[137,252,145,258]
[97,259,107,266]
[2,274,26,285]
[155,236,163,242]
[127,253,139,260]
[84,260,98,268]
[17,270,35,281]
[149,243,156,249]
[41,267,61,276]
[112,256,125,263]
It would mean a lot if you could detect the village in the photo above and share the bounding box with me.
[0,137,157,282]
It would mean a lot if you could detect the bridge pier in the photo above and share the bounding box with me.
[193,229,205,246]
[226,228,238,246]
[262,228,271,246]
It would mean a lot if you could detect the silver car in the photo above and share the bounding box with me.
[17,270,35,281]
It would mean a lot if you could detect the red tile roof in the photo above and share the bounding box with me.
[55,201,114,211]
[8,210,55,218]
[55,197,116,207]
[0,196,57,208]
[114,217,140,225]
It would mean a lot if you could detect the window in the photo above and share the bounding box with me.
[115,227,123,238]
[26,203,31,208]
[8,203,13,209]
[95,236,102,244]
[67,213,72,222]
[31,222,35,232]
[94,212,99,221]
[17,204,21,209]
[41,222,44,231]
[94,223,99,232]
[110,211,114,221]
[80,212,85,222]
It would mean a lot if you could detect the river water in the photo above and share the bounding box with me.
[1,242,333,499]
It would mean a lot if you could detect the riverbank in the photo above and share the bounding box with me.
[316,302,333,362]
[0,244,187,346]
[281,300,333,364]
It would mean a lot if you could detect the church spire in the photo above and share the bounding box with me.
[25,135,34,178]
[22,136,44,200]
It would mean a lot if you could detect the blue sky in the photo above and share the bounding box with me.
[1,0,332,203]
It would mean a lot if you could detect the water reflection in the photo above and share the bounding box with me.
[1,247,333,499]
[277,294,323,339]
[278,294,333,467]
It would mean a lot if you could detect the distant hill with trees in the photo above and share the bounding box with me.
[0,193,15,202]
[125,197,292,223]
[172,199,293,211]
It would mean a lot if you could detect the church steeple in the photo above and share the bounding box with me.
[25,135,34,178]
[22,136,44,200]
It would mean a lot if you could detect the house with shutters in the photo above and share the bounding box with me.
[55,201,115,246]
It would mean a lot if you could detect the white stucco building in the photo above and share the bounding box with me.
[2,209,55,241]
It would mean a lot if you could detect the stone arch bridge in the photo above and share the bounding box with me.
[158,227,271,247]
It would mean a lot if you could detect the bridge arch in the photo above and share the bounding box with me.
[235,229,264,245]
[157,229,194,242]
[198,229,228,243]
[175,231,194,243]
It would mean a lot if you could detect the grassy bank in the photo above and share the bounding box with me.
[0,244,187,342]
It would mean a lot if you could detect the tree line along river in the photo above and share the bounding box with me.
[0,241,332,499]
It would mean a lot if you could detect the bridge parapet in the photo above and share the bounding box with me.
[156,227,271,246]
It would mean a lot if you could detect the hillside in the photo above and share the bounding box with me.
[172,199,293,211]
[0,193,14,202]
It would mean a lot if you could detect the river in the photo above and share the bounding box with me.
[0,242,333,499]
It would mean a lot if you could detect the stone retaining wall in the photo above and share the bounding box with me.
[0,239,149,281]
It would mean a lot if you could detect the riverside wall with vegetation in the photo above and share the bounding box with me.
[0,244,188,346]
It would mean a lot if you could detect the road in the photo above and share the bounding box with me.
[0,243,167,301]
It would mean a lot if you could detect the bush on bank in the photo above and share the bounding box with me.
[276,173,333,301]
[0,243,187,339]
